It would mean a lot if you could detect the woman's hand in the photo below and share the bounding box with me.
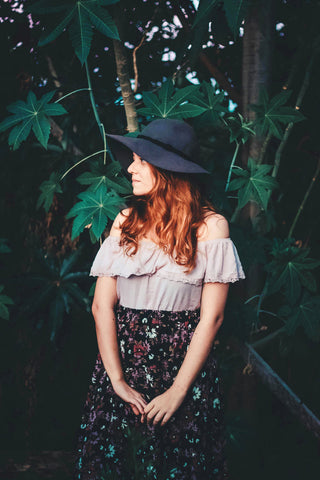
[112,379,148,416]
[141,385,187,427]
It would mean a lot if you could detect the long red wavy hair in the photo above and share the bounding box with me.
[119,164,219,272]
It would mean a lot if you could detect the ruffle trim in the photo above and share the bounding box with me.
[89,235,246,285]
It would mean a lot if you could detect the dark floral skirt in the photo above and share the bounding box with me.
[74,304,229,480]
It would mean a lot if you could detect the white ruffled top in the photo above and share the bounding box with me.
[90,235,246,311]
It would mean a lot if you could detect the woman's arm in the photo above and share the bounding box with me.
[143,214,230,426]
[91,210,147,415]
[142,282,229,426]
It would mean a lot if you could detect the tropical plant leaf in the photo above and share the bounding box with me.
[0,285,14,321]
[190,81,228,126]
[278,291,320,341]
[29,0,120,65]
[68,5,93,64]
[77,160,132,194]
[224,113,255,144]
[22,250,90,342]
[138,79,207,119]
[266,238,320,304]
[249,88,305,139]
[227,158,279,210]
[223,0,250,38]
[192,0,219,29]
[0,90,67,150]
[37,172,63,212]
[66,184,124,240]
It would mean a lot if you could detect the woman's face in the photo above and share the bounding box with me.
[127,152,156,195]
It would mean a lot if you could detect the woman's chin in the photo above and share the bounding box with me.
[132,186,151,196]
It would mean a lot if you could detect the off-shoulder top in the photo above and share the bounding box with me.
[90,235,245,311]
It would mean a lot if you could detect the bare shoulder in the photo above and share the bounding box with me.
[109,207,132,236]
[197,213,230,241]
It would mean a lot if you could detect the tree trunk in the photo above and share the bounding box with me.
[241,0,274,162]
[113,10,139,133]
[113,39,139,133]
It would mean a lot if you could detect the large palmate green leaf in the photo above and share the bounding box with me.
[0,285,14,321]
[278,291,320,342]
[227,157,278,210]
[138,79,207,119]
[0,90,67,150]
[189,81,228,126]
[37,172,63,212]
[249,88,305,139]
[224,0,250,38]
[30,0,120,65]
[266,238,320,305]
[77,160,132,194]
[66,184,123,240]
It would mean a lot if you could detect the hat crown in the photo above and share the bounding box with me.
[141,119,199,159]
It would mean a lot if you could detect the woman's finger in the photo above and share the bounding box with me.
[153,410,166,425]
[129,403,140,415]
[146,406,157,425]
[133,399,146,414]
[160,413,170,426]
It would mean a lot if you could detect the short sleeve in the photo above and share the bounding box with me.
[201,238,246,283]
[89,235,165,279]
[89,235,120,277]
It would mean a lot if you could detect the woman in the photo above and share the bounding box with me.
[75,119,246,480]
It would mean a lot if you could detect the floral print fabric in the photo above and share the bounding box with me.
[74,304,229,480]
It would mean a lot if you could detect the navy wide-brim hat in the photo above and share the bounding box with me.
[106,119,209,174]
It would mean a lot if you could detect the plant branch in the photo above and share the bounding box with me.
[288,155,320,238]
[229,337,320,439]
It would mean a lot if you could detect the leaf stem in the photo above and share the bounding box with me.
[225,141,240,192]
[59,149,108,181]
[84,60,115,163]
[54,88,90,103]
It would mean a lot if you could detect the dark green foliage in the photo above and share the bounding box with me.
[0,90,67,149]
[266,238,320,305]
[249,88,306,139]
[77,160,132,194]
[23,249,90,342]
[223,0,250,38]
[0,238,11,254]
[278,291,320,342]
[0,285,14,321]
[224,113,255,144]
[227,158,279,210]
[66,184,125,241]
[29,0,120,65]
[192,0,220,29]
[137,79,207,119]
[37,172,63,212]
[189,81,229,126]
[192,0,249,38]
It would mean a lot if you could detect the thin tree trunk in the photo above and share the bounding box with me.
[242,0,274,161]
[113,39,139,133]
[113,10,139,133]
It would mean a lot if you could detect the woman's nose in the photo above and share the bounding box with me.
[127,160,135,174]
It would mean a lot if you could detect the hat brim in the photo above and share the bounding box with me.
[106,134,209,174]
